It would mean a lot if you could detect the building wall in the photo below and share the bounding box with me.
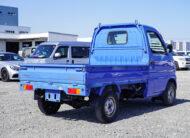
[48,32,78,41]
[167,40,190,52]
[176,42,183,51]
[0,25,31,34]
[77,37,92,42]
[186,42,190,51]
[0,6,18,26]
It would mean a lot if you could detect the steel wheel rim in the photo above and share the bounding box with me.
[168,86,175,104]
[104,97,116,117]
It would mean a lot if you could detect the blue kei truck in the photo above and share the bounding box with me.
[19,23,177,123]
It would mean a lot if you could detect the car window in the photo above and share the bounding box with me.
[71,47,89,58]
[31,45,55,58]
[0,54,4,61]
[0,54,23,61]
[171,52,177,56]
[147,31,166,55]
[55,46,68,58]
[107,31,128,45]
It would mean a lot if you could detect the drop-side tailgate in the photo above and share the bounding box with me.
[19,64,86,84]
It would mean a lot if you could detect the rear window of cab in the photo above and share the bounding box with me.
[107,31,128,45]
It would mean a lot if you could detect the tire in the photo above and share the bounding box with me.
[95,90,119,123]
[162,82,176,106]
[1,68,10,82]
[175,61,179,70]
[38,96,61,115]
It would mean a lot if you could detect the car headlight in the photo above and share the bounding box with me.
[178,58,186,61]
[10,66,19,71]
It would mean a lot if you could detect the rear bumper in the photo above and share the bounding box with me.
[20,81,89,96]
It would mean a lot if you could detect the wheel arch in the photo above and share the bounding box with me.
[89,84,121,101]
[96,84,121,99]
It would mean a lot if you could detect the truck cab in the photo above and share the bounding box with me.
[19,23,176,123]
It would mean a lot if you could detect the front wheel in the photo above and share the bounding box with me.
[95,91,119,123]
[175,61,179,70]
[1,68,10,82]
[38,96,61,115]
[162,82,176,106]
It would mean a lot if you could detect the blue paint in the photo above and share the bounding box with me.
[45,90,61,102]
[19,23,176,103]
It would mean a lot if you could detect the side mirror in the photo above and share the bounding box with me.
[167,44,173,53]
[54,53,61,58]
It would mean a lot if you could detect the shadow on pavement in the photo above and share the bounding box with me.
[0,79,19,82]
[52,98,190,123]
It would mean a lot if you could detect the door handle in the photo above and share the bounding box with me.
[150,61,155,65]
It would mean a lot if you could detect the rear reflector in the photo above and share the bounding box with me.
[23,85,33,90]
[68,88,80,94]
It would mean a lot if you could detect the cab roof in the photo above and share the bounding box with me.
[96,23,156,31]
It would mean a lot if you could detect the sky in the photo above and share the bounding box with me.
[0,0,190,41]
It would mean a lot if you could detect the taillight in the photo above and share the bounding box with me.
[23,85,33,90]
[68,88,80,94]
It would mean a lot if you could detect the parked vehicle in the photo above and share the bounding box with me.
[20,23,177,123]
[171,52,190,70]
[19,47,36,58]
[24,41,90,64]
[0,52,23,81]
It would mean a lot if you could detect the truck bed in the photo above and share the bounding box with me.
[20,63,149,96]
[19,64,86,84]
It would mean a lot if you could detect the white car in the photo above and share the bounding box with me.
[24,41,90,64]
[172,52,190,70]
[0,52,24,81]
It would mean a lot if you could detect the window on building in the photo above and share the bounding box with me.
[8,12,16,16]
[35,41,45,46]
[0,11,2,14]
[19,31,28,34]
[22,42,32,47]
[5,30,15,34]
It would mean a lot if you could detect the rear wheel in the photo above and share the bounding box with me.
[95,90,119,123]
[1,68,10,82]
[162,82,176,106]
[38,96,61,115]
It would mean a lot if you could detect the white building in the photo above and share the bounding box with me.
[0,6,78,53]
[77,37,92,42]
[0,31,78,53]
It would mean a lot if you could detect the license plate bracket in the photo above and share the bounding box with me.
[45,90,61,102]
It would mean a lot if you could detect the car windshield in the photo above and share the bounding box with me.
[0,53,24,61]
[31,45,55,58]
[172,52,188,56]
